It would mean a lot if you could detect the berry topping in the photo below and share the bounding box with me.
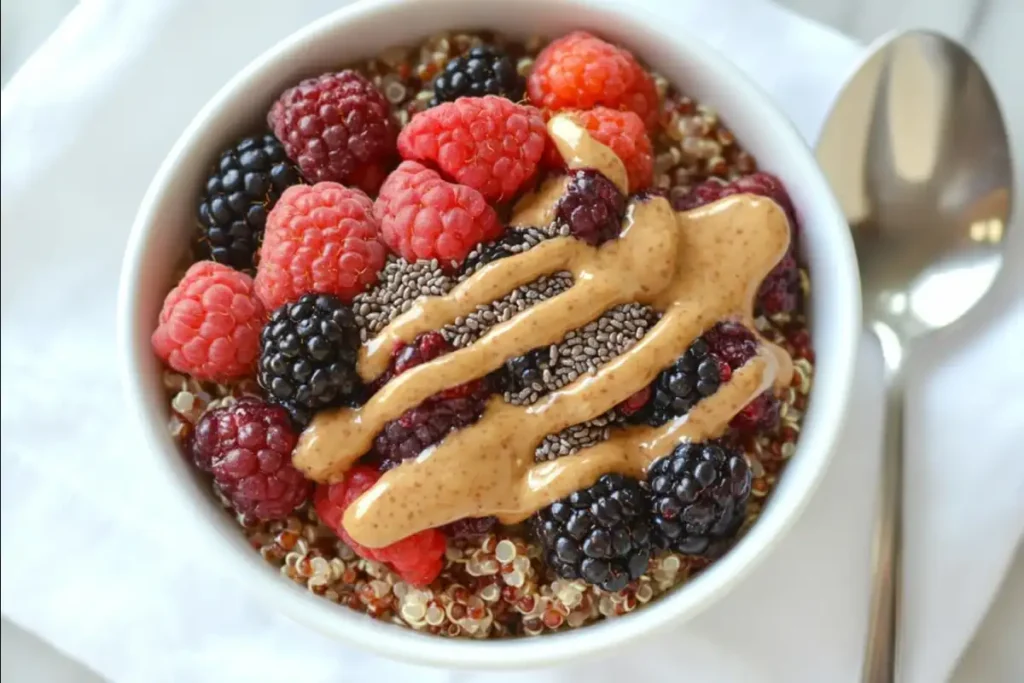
[189,398,309,520]
[617,386,653,418]
[268,70,397,194]
[730,390,781,433]
[314,465,447,586]
[632,337,721,427]
[258,294,363,420]
[375,393,490,468]
[533,473,652,592]
[443,516,499,539]
[151,261,265,382]
[527,31,659,128]
[554,169,626,246]
[397,96,547,202]
[571,108,653,192]
[756,249,801,315]
[372,333,491,469]
[374,161,502,265]
[197,134,301,269]
[647,442,751,557]
[704,321,759,370]
[390,330,450,377]
[431,45,525,106]
[255,182,387,310]
[671,172,801,315]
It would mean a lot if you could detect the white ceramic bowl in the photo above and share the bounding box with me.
[118,0,859,668]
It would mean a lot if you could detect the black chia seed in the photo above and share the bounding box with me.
[534,411,620,462]
[440,273,575,349]
[503,303,658,406]
[352,257,456,340]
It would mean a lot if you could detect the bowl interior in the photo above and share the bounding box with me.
[119,0,859,668]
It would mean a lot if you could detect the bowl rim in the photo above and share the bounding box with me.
[117,0,860,668]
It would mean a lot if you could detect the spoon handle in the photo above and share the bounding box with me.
[861,329,906,683]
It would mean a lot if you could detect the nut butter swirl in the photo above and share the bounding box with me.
[294,115,794,548]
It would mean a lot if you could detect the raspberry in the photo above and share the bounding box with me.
[255,182,387,310]
[572,108,653,191]
[554,169,626,246]
[390,330,450,377]
[527,32,658,128]
[375,389,491,468]
[268,70,397,193]
[151,261,265,382]
[731,391,781,433]
[431,45,524,106]
[443,516,498,539]
[374,161,502,265]
[189,398,309,520]
[757,249,802,315]
[314,466,447,586]
[397,96,547,201]
[372,333,491,469]
[672,172,796,229]
[704,322,759,370]
[671,173,801,315]
[617,386,652,417]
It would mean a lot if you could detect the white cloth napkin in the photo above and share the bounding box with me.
[1,1,1021,681]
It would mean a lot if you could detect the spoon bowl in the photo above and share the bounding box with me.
[818,31,1012,340]
[816,30,1013,683]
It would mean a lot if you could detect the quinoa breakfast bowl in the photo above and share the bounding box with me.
[117,0,859,668]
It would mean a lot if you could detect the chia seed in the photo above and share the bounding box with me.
[534,411,620,462]
[440,272,574,349]
[352,257,456,340]
[462,226,558,276]
[503,303,658,405]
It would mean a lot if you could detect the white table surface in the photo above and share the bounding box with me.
[1,0,1021,680]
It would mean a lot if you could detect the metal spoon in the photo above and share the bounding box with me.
[815,31,1013,683]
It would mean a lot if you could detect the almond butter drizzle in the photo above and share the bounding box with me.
[293,115,794,549]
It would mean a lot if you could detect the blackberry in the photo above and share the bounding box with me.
[633,338,721,427]
[197,134,301,268]
[461,227,550,275]
[258,294,364,417]
[431,45,524,106]
[647,442,751,557]
[757,249,802,315]
[555,169,626,246]
[497,348,552,397]
[704,321,758,370]
[533,473,652,592]
[276,400,313,429]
